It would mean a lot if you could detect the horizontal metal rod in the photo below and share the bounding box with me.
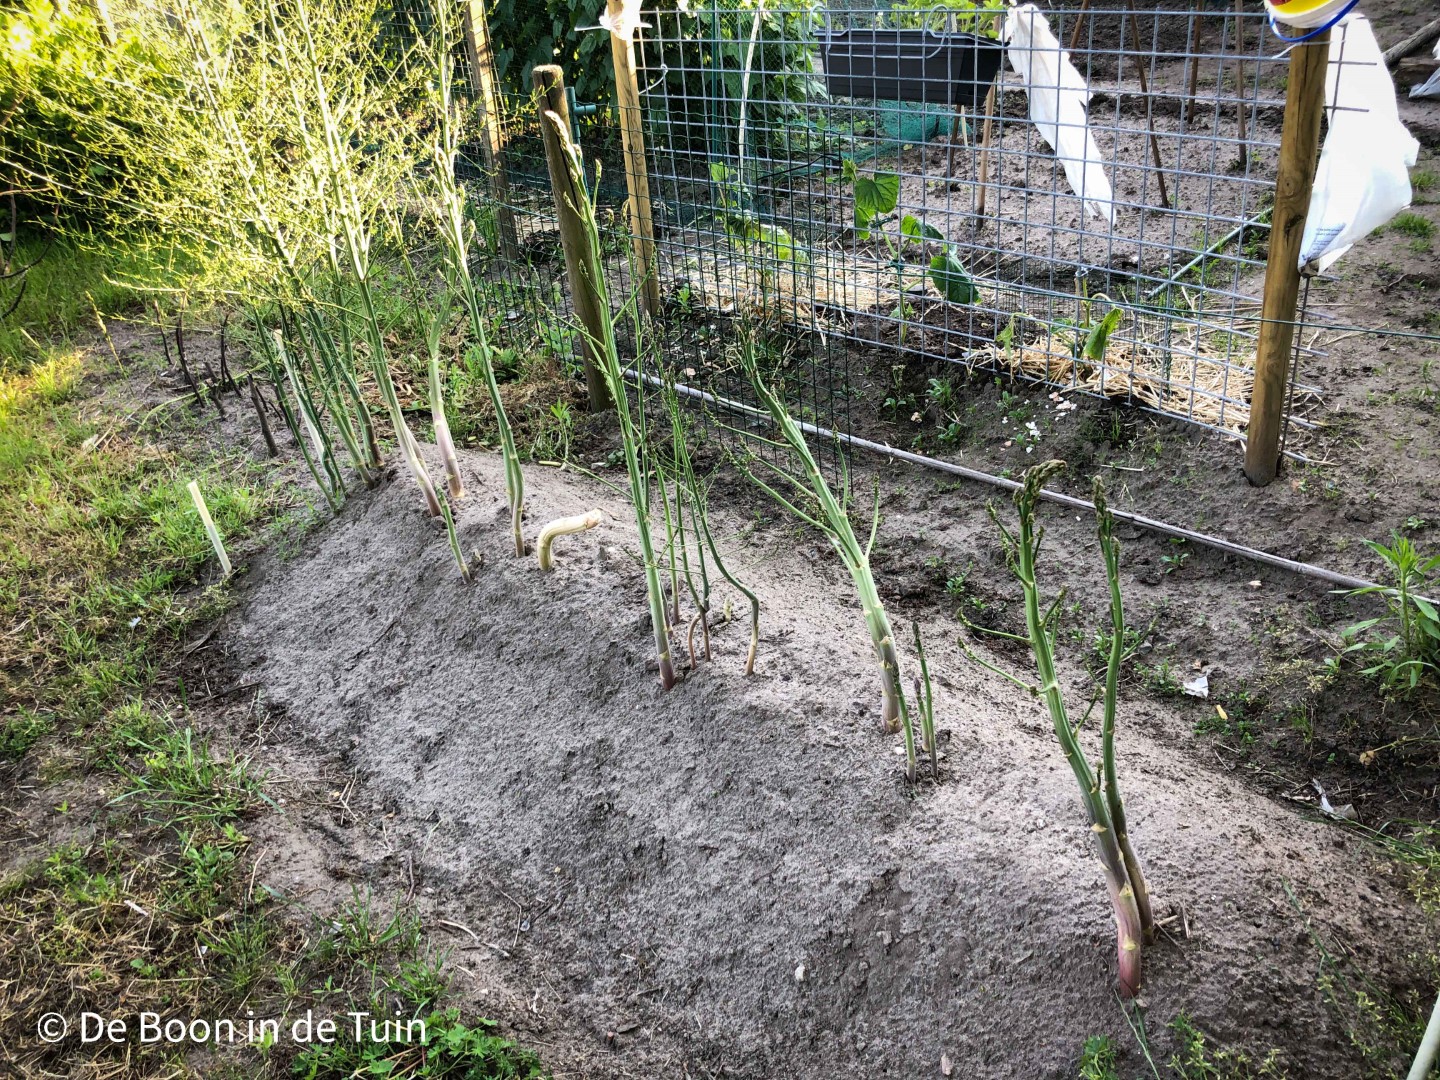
[630,368,1391,596]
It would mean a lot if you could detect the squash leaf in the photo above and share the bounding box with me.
[929,247,978,304]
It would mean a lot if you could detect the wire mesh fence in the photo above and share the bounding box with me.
[446,0,1396,462]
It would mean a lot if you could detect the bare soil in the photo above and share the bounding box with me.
[208,444,1431,1079]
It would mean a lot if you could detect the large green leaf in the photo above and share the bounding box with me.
[757,223,807,264]
[929,248,977,304]
[1082,307,1124,362]
[853,171,899,239]
[901,214,944,243]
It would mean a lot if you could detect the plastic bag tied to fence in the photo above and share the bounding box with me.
[600,0,643,41]
[1410,38,1440,99]
[1003,3,1115,225]
[1299,13,1420,275]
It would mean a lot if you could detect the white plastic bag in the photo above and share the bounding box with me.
[1300,13,1420,274]
[1409,38,1440,99]
[599,0,643,41]
[1004,3,1115,224]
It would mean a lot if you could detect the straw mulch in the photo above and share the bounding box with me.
[972,337,1255,433]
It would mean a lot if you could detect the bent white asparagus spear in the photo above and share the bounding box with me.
[537,510,603,571]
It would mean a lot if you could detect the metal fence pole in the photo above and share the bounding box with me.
[1244,29,1329,487]
[533,64,611,412]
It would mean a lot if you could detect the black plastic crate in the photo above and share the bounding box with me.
[819,28,1005,109]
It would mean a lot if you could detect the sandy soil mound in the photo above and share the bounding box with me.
[226,448,1423,1078]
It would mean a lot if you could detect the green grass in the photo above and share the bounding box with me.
[0,236,206,373]
[1391,212,1435,241]
[294,1007,545,1080]
[1292,880,1437,1078]
[0,348,271,728]
[0,289,546,1076]
[1080,1012,1289,1079]
[1167,1014,1286,1078]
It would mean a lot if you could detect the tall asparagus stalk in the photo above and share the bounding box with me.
[427,0,524,554]
[963,460,1149,997]
[262,0,442,519]
[543,113,674,690]
[660,377,763,673]
[424,296,465,500]
[735,342,910,750]
[1095,477,1154,942]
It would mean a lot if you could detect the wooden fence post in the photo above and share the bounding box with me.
[1244,29,1330,487]
[605,0,663,319]
[462,0,520,260]
[90,0,117,45]
[533,65,611,412]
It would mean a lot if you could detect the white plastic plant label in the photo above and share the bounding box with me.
[1299,13,1420,274]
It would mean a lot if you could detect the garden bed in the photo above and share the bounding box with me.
[216,446,1432,1078]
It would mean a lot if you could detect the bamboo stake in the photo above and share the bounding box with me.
[975,11,1003,218]
[605,0,663,320]
[1067,0,1091,53]
[1233,0,1250,157]
[461,0,519,259]
[1182,20,1203,129]
[533,65,611,413]
[975,83,997,217]
[1124,2,1170,209]
[1383,15,1440,66]
[1245,30,1329,487]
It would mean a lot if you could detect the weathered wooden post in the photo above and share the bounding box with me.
[90,0,117,45]
[604,0,663,318]
[462,0,520,259]
[533,65,611,412]
[1244,30,1330,487]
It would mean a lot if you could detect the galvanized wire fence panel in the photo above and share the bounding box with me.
[629,1,1339,441]
[447,0,1417,465]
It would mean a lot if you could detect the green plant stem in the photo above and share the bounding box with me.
[1005,461,1143,998]
[439,494,470,583]
[428,0,523,554]
[545,112,674,690]
[1095,477,1154,943]
[740,347,905,738]
[661,398,712,666]
[425,299,465,500]
[659,475,683,631]
[537,510,603,571]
